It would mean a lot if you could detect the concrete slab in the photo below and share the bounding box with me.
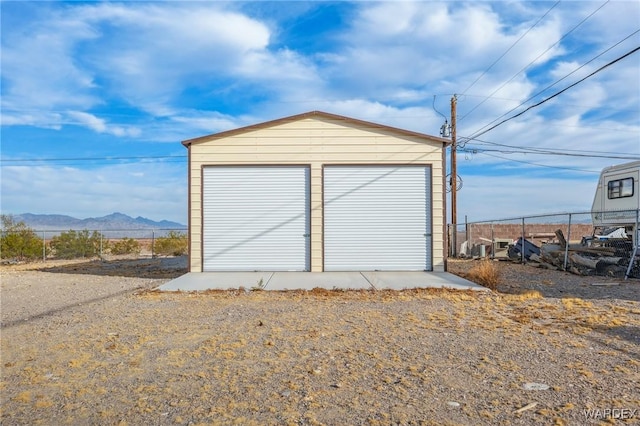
[361,272,487,291]
[265,272,372,290]
[158,271,487,292]
[158,272,273,292]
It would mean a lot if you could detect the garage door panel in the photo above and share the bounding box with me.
[203,166,310,271]
[324,166,431,271]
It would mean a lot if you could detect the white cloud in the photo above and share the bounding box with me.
[77,3,275,109]
[170,111,247,135]
[332,2,564,88]
[1,9,99,113]
[66,111,141,137]
[1,1,638,224]
[564,1,640,45]
[66,111,107,133]
[1,163,187,224]
[0,111,63,130]
[314,99,443,134]
[79,2,270,53]
[1,2,277,128]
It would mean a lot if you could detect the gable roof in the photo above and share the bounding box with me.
[182,110,451,147]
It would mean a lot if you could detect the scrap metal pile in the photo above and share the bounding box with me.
[508,228,639,279]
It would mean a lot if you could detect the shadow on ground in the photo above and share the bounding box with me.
[447,259,640,303]
[598,324,640,348]
[37,256,188,279]
[583,325,640,361]
[493,276,640,303]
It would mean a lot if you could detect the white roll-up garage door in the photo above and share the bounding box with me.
[324,166,431,271]
[202,166,310,271]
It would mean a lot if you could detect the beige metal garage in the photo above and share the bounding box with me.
[182,111,450,273]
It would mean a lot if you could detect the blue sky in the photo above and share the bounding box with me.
[1,1,639,225]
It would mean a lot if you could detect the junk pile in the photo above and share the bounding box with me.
[511,228,639,279]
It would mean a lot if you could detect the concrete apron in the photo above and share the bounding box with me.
[157,271,487,292]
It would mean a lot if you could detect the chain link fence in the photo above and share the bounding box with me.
[449,209,640,279]
[1,229,187,263]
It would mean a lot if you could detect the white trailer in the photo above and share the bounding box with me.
[592,160,640,227]
[591,161,639,279]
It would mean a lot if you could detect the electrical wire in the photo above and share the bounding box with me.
[476,151,600,173]
[0,155,187,166]
[459,0,611,123]
[461,45,640,142]
[460,1,561,96]
[462,137,640,157]
[432,95,448,121]
[462,147,640,161]
[462,28,640,143]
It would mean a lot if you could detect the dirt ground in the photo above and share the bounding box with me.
[1,257,639,425]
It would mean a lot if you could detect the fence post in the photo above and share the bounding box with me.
[490,223,494,260]
[152,230,155,258]
[465,215,469,256]
[625,209,639,280]
[521,218,526,264]
[446,225,449,257]
[563,213,572,271]
[42,231,46,262]
[452,223,457,258]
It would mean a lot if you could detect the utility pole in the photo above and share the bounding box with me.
[450,94,458,257]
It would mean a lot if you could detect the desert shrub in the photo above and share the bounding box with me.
[0,215,44,261]
[466,260,500,290]
[50,229,104,259]
[154,231,187,256]
[109,237,141,256]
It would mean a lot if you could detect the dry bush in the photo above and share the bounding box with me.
[109,237,140,256]
[466,260,500,290]
[154,231,188,256]
[507,290,543,301]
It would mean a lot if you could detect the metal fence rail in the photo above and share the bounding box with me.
[1,228,187,262]
[449,209,639,279]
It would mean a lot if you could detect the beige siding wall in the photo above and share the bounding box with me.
[188,117,446,272]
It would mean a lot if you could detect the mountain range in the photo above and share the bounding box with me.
[13,212,186,231]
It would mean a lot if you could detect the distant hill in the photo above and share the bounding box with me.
[13,213,186,234]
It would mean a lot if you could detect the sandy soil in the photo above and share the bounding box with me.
[1,257,639,425]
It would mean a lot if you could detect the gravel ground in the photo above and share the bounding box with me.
[1,257,639,425]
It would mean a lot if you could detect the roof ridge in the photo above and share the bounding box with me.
[182,110,450,146]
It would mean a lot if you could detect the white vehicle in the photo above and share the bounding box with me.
[589,161,639,279]
[592,160,640,228]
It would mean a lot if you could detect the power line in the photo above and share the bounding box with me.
[454,94,637,117]
[460,1,561,96]
[463,137,640,157]
[459,0,612,123]
[463,28,640,142]
[463,147,640,161]
[465,139,640,159]
[0,155,187,164]
[476,152,600,173]
[462,45,640,142]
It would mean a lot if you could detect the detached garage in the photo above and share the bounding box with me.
[182,111,449,273]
